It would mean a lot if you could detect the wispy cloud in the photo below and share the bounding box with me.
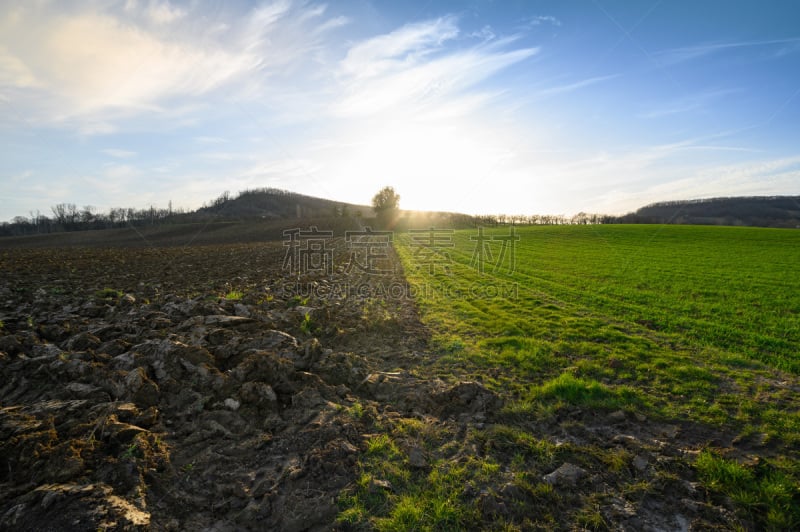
[122,0,186,25]
[656,37,800,64]
[2,11,252,111]
[637,88,741,118]
[519,15,562,29]
[335,18,537,116]
[342,17,459,78]
[535,74,618,97]
[641,156,800,203]
[141,0,186,25]
[0,2,345,133]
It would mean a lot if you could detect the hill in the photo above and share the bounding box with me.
[4,188,799,240]
[619,196,800,228]
[0,188,374,239]
[197,188,373,220]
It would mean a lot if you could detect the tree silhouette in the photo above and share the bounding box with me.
[372,186,400,227]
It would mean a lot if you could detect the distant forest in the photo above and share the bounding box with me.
[0,188,371,237]
[1,190,798,237]
[612,196,800,229]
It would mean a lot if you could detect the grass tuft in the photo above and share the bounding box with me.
[695,450,800,528]
[94,287,123,300]
[224,289,244,301]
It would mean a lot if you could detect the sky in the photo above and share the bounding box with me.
[1,0,799,222]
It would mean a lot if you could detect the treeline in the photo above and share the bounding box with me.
[474,212,612,226]
[4,190,797,237]
[614,196,800,228]
[0,187,370,237]
[0,203,194,236]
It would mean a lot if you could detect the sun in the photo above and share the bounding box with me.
[325,116,522,214]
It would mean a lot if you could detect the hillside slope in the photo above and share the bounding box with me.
[625,196,800,228]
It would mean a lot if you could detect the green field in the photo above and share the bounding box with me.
[341,224,800,530]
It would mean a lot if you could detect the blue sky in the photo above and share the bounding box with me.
[1,0,799,221]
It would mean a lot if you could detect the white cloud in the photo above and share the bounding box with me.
[637,88,741,119]
[0,45,40,88]
[0,2,345,133]
[144,0,186,25]
[641,157,800,203]
[335,47,538,116]
[525,15,561,27]
[470,26,496,42]
[335,19,537,116]
[0,10,253,120]
[342,16,459,77]
[535,74,618,97]
[559,154,800,214]
[656,37,800,65]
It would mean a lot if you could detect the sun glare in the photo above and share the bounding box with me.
[328,117,523,213]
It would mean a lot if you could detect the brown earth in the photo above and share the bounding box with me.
[0,237,495,531]
[0,231,745,530]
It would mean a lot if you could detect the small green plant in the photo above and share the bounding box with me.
[287,295,309,308]
[152,435,165,449]
[694,450,800,527]
[576,503,608,531]
[299,312,315,335]
[346,401,365,419]
[361,298,395,330]
[121,442,139,460]
[224,290,244,301]
[536,373,615,406]
[0,320,4,330]
[365,434,399,457]
[94,288,123,301]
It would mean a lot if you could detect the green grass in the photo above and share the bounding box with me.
[395,225,800,415]
[287,295,309,307]
[339,427,506,531]
[342,224,800,530]
[695,450,800,528]
[531,372,639,409]
[299,311,314,335]
[224,289,244,301]
[94,287,123,301]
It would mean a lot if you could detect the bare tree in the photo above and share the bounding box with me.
[81,205,95,225]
